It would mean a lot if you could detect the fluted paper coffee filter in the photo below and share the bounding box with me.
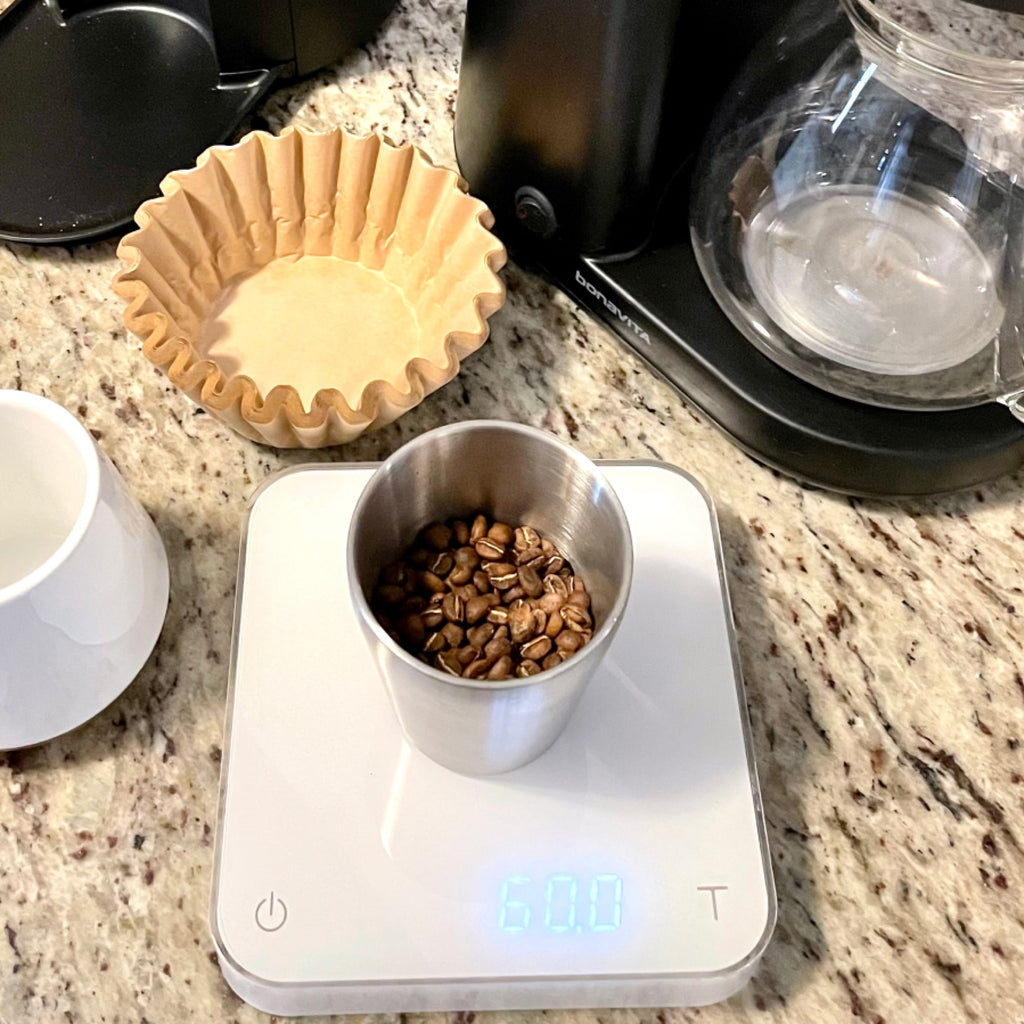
[113,127,506,447]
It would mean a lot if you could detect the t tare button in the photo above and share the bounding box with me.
[254,891,288,932]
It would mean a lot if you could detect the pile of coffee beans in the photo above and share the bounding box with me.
[371,513,594,680]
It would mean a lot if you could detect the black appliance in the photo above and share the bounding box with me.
[454,0,1024,495]
[0,0,394,244]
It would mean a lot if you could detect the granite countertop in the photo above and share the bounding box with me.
[1,1,1023,1021]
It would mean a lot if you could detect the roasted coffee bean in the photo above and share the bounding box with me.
[515,545,543,566]
[467,622,495,649]
[514,526,540,553]
[374,584,406,606]
[531,607,548,636]
[437,649,462,676]
[448,564,473,586]
[424,630,446,653]
[429,552,454,577]
[470,514,488,543]
[488,522,514,546]
[464,594,493,625]
[400,595,428,615]
[487,562,519,589]
[464,656,495,679]
[555,628,582,653]
[542,651,565,672]
[380,563,407,587]
[420,570,447,594]
[544,554,565,575]
[508,601,534,644]
[420,522,453,552]
[484,631,512,660]
[441,622,465,648]
[475,537,506,560]
[408,546,431,568]
[442,592,465,623]
[421,606,445,629]
[520,635,552,661]
[487,655,514,680]
[454,546,480,569]
[518,565,544,597]
[398,613,426,646]
[373,511,596,680]
[561,605,592,632]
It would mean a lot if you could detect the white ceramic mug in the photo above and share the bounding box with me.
[0,390,169,749]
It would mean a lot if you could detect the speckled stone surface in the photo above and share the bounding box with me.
[1,1,1024,1022]
[876,0,1024,57]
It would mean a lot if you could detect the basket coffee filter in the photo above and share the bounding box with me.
[113,127,506,447]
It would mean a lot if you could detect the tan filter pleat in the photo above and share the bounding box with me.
[114,126,506,448]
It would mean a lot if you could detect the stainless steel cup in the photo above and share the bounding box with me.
[347,420,633,775]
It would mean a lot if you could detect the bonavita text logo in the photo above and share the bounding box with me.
[574,270,651,344]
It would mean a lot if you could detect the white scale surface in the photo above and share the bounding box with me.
[212,462,775,1016]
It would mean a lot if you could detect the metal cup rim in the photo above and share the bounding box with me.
[346,419,634,691]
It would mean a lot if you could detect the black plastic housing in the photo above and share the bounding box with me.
[0,0,395,244]
[454,0,1024,495]
[456,0,781,256]
[210,0,395,77]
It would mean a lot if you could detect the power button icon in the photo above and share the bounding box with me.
[254,891,288,932]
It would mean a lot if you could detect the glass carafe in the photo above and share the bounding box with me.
[691,0,1024,414]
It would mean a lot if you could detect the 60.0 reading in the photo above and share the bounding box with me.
[499,874,623,934]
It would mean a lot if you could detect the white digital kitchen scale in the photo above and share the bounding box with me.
[211,462,775,1016]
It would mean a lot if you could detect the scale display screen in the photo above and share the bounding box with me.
[214,465,773,1003]
[497,873,623,933]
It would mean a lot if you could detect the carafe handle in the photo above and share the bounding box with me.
[995,179,1024,416]
[1000,389,1024,423]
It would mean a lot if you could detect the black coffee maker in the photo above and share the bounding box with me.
[0,0,394,245]
[454,0,1024,495]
